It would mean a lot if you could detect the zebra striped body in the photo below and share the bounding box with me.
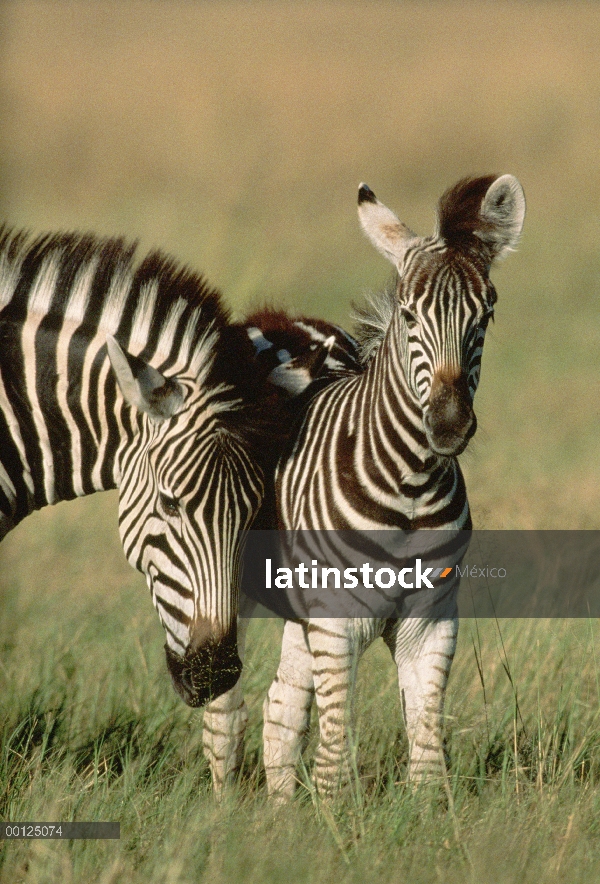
[201,310,362,790]
[259,176,526,798]
[0,229,302,707]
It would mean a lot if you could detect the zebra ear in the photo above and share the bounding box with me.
[106,336,185,422]
[477,175,526,259]
[358,183,416,266]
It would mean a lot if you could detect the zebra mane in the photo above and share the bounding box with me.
[351,277,397,365]
[0,226,230,378]
[0,227,307,457]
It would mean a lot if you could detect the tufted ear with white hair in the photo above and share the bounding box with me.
[357,183,417,267]
[477,174,526,259]
[107,336,185,422]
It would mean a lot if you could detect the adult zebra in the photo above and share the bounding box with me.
[252,175,525,798]
[0,228,337,708]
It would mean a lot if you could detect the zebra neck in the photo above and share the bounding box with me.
[53,347,135,500]
[0,335,132,530]
[356,308,438,485]
[0,227,233,538]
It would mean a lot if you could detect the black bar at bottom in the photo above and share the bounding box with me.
[1,822,120,839]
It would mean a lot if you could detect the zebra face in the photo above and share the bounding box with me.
[147,421,264,707]
[394,250,495,456]
[358,175,525,457]
[108,338,264,707]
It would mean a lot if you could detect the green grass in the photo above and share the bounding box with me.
[3,1,600,881]
[3,558,600,883]
[3,506,600,882]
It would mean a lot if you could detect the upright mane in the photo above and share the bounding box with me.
[0,226,228,378]
[351,278,397,365]
[0,227,328,465]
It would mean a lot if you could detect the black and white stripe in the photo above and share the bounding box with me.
[201,309,362,791]
[256,176,526,797]
[0,229,300,708]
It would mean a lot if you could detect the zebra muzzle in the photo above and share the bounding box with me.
[424,369,476,456]
[164,639,242,708]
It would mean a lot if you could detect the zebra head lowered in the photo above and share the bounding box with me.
[357,175,525,456]
[0,229,289,710]
[107,333,268,707]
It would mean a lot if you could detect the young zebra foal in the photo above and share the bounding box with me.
[259,175,526,798]
[0,229,299,706]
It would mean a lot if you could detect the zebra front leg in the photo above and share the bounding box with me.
[385,615,458,784]
[263,619,315,801]
[306,619,358,796]
[202,617,250,795]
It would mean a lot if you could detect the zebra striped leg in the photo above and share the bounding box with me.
[306,619,358,796]
[202,617,250,796]
[385,616,458,784]
[263,620,315,801]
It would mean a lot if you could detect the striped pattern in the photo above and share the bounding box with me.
[0,228,291,708]
[201,310,362,791]
[260,176,525,798]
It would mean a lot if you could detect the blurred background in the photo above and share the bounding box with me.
[3,9,600,877]
[1,0,599,540]
[1,0,599,757]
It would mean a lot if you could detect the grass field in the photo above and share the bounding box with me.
[2,2,600,881]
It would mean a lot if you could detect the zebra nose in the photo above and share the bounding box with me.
[424,368,476,456]
[423,403,474,437]
[164,640,242,708]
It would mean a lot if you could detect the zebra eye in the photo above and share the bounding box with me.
[159,492,180,519]
[400,307,418,329]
